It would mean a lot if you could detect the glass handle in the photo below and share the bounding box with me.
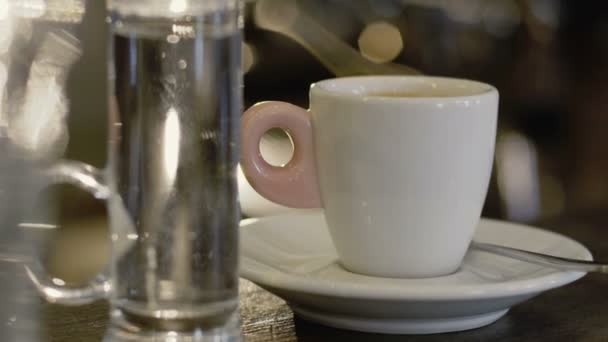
[25,160,111,305]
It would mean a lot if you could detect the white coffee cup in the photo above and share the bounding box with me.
[241,76,498,278]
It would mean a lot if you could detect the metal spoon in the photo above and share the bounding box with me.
[470,241,607,273]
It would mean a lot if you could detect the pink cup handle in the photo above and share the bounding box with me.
[241,101,321,208]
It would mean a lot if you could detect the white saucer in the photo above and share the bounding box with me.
[240,211,592,335]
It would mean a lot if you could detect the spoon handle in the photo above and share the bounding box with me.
[254,0,420,76]
[470,241,608,273]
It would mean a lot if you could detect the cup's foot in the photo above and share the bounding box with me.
[103,309,242,342]
[291,305,508,335]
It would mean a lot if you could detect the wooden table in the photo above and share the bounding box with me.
[39,213,608,341]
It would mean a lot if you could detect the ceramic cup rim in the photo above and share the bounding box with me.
[310,75,498,104]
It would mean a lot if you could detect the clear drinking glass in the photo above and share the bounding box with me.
[27,0,243,340]
[0,140,44,341]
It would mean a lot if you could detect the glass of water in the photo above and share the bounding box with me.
[27,0,243,340]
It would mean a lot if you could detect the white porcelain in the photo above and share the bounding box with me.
[241,76,499,278]
[240,211,591,335]
[313,77,498,278]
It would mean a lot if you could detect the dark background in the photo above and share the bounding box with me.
[63,0,608,224]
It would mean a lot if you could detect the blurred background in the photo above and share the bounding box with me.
[4,0,606,280]
[62,0,608,226]
[1,0,607,339]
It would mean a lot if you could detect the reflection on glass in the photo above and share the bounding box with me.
[162,106,180,189]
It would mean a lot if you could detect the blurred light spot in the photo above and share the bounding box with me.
[18,222,57,229]
[10,67,66,153]
[169,0,187,14]
[12,0,45,18]
[201,129,216,141]
[163,107,180,187]
[0,255,22,263]
[167,331,179,342]
[240,217,260,227]
[11,0,84,22]
[481,0,521,38]
[127,233,138,240]
[52,278,66,286]
[260,128,294,167]
[496,132,540,222]
[39,286,64,301]
[358,21,403,63]
[0,11,12,54]
[167,34,180,44]
[158,279,177,300]
[242,42,256,73]
[0,0,8,20]
[161,311,180,319]
[0,62,6,127]
[38,31,82,67]
[9,31,80,157]
[529,0,560,28]
[172,24,194,38]
[177,59,187,70]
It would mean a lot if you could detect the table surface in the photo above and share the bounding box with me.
[37,213,608,341]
